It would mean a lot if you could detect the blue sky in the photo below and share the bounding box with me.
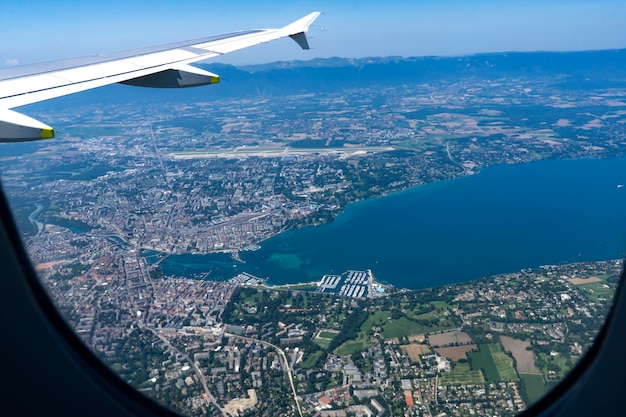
[2,0,625,67]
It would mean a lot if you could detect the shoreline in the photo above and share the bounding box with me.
[147,155,626,289]
[136,154,622,261]
[260,281,319,291]
[137,159,482,260]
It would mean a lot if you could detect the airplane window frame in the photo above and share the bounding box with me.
[0,184,181,417]
[519,262,626,416]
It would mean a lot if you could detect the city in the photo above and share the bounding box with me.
[1,53,625,416]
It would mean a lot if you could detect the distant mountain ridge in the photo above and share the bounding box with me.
[202,49,626,95]
[241,49,626,74]
[23,49,626,110]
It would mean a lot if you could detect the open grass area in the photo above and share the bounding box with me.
[538,352,570,380]
[440,362,485,386]
[405,301,451,321]
[315,330,339,348]
[577,281,615,302]
[432,301,450,310]
[469,344,516,383]
[412,311,437,320]
[383,317,425,339]
[469,345,500,382]
[334,310,389,355]
[335,340,367,356]
[364,311,390,331]
[243,292,261,305]
[299,350,324,369]
[490,344,517,381]
[314,338,331,348]
[383,315,459,339]
[521,373,547,405]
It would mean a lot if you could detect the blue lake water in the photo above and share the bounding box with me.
[159,156,626,289]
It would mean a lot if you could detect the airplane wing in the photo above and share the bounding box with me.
[0,11,320,142]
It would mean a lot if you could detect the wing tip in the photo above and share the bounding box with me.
[40,128,55,140]
[283,11,322,50]
[0,109,55,142]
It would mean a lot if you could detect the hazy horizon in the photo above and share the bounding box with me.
[2,0,625,68]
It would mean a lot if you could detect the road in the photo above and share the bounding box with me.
[225,333,303,417]
[125,254,227,416]
[147,327,228,416]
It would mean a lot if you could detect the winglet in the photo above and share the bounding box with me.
[281,11,321,50]
[289,32,311,50]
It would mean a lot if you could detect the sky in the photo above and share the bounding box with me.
[2,0,625,68]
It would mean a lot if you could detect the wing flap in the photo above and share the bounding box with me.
[122,49,201,69]
[0,64,180,108]
[119,65,220,88]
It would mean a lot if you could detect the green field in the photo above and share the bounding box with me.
[469,345,500,382]
[335,340,367,356]
[334,311,389,355]
[440,362,485,385]
[431,301,450,309]
[315,330,338,348]
[490,344,517,381]
[383,303,460,339]
[363,311,390,331]
[314,337,331,348]
[299,350,324,369]
[408,301,451,320]
[538,352,570,380]
[243,292,262,305]
[319,331,339,339]
[383,317,425,338]
[578,281,614,302]
[521,373,547,405]
[469,344,517,383]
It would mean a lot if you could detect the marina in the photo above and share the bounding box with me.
[317,270,373,298]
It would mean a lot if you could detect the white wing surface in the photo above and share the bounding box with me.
[0,12,320,142]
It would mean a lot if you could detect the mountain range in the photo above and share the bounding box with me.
[22,49,626,111]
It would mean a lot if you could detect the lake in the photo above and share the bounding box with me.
[159,156,626,289]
